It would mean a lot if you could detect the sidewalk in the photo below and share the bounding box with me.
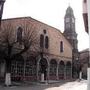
[0,80,87,90]
[0,79,75,87]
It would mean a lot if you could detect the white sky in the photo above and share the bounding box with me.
[2,0,89,51]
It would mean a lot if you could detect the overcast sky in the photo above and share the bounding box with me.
[2,0,89,51]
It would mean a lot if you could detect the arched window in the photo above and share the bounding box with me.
[58,61,65,79]
[40,34,44,48]
[25,56,37,76]
[43,29,46,34]
[66,61,71,79]
[45,36,49,49]
[11,55,24,81]
[60,41,64,52]
[50,59,57,80]
[17,27,23,44]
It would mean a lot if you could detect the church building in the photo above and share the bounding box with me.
[0,6,78,82]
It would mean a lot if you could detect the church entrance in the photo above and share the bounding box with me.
[39,58,48,82]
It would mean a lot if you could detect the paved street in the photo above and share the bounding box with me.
[0,80,87,90]
[0,81,68,90]
[0,84,56,90]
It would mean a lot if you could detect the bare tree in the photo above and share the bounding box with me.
[0,20,39,86]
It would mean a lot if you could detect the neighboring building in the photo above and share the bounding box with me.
[79,48,90,79]
[83,0,88,33]
[82,0,90,90]
[0,16,73,82]
[63,6,79,78]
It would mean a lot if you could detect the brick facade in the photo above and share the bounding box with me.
[0,17,73,82]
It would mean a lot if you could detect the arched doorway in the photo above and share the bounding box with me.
[11,55,24,81]
[58,61,65,79]
[66,61,72,79]
[50,59,57,80]
[39,58,48,81]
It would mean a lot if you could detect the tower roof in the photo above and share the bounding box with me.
[65,6,74,16]
[66,6,73,13]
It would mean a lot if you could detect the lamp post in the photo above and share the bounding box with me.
[0,0,5,26]
[76,57,80,79]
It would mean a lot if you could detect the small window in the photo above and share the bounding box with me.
[43,29,46,34]
[60,41,63,52]
[40,34,44,48]
[45,36,49,49]
[17,27,23,44]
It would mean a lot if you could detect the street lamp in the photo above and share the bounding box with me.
[0,0,6,26]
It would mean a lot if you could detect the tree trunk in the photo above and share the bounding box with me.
[5,58,11,86]
[79,71,82,81]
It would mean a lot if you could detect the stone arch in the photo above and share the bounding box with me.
[25,56,37,81]
[50,59,57,80]
[58,60,65,79]
[37,55,49,66]
[11,55,24,81]
[37,55,50,81]
[66,61,72,79]
[39,58,48,72]
[38,58,48,81]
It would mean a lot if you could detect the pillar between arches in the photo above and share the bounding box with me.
[64,62,66,80]
[56,63,59,80]
[36,62,39,81]
[47,63,50,82]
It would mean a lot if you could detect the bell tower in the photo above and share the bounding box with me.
[64,6,78,50]
[63,6,79,78]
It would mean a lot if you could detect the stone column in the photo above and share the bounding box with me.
[23,60,26,80]
[47,64,50,83]
[71,63,72,79]
[37,62,39,81]
[64,64,66,80]
[56,64,59,80]
[41,73,44,82]
[5,73,11,86]
[79,71,82,80]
